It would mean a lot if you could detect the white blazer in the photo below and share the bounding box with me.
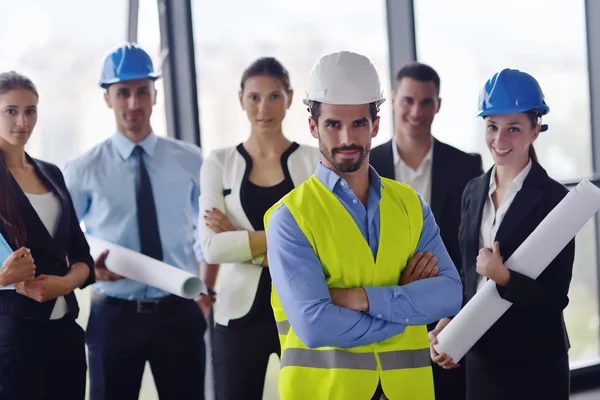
[199,143,321,326]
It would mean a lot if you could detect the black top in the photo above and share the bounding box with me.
[0,155,95,320]
[226,142,297,329]
[459,159,573,363]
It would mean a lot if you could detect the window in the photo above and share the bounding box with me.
[193,0,392,156]
[0,0,129,169]
[137,0,168,138]
[414,0,598,366]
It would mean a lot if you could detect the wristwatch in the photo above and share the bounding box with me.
[251,254,265,266]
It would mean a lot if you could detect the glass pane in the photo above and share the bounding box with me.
[193,0,391,156]
[414,0,592,181]
[565,215,600,367]
[137,0,168,138]
[414,0,599,367]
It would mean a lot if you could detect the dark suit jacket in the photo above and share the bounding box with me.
[459,160,573,363]
[370,138,483,276]
[0,155,95,320]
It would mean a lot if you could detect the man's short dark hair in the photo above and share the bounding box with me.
[395,62,441,95]
[308,101,378,124]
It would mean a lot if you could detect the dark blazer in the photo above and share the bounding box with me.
[370,138,483,275]
[459,159,573,363]
[371,139,483,400]
[0,155,95,320]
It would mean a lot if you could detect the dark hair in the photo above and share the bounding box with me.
[309,101,378,125]
[0,71,38,247]
[395,62,441,95]
[524,109,547,163]
[240,57,292,93]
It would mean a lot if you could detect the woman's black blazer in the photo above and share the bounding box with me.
[0,155,95,320]
[459,159,574,363]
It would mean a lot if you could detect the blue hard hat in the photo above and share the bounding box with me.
[477,68,549,117]
[99,43,160,88]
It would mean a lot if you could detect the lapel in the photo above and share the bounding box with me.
[10,155,68,259]
[494,161,546,247]
[376,139,395,180]
[430,139,450,222]
[466,170,490,254]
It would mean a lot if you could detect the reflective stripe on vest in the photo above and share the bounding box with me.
[379,349,430,370]
[276,320,291,335]
[281,348,430,371]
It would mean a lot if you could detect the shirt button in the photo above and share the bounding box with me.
[340,182,345,187]
[405,318,410,323]
[377,314,383,319]
[353,199,358,204]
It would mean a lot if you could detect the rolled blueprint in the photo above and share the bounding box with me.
[434,179,600,362]
[85,235,206,299]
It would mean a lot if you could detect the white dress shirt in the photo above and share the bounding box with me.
[24,192,68,319]
[476,159,533,292]
[391,137,434,204]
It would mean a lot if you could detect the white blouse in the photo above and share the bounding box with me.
[25,192,68,320]
[477,160,532,292]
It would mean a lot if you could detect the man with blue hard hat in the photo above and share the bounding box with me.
[64,43,207,399]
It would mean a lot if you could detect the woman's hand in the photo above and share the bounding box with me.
[429,317,459,369]
[476,241,510,286]
[14,275,71,303]
[204,208,236,233]
[0,247,36,287]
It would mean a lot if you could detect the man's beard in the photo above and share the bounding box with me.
[318,134,369,173]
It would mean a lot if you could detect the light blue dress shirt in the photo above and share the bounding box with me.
[63,132,203,300]
[266,162,462,349]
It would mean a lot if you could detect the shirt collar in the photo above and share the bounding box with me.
[489,158,533,194]
[111,131,158,160]
[391,136,434,169]
[314,161,384,193]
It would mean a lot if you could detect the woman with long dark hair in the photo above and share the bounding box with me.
[0,71,94,399]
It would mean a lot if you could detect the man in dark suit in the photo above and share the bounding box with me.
[370,62,483,400]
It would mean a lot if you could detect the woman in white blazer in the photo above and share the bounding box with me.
[198,57,320,400]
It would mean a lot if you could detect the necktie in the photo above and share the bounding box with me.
[134,145,163,261]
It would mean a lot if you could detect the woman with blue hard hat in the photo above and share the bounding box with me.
[428,68,574,399]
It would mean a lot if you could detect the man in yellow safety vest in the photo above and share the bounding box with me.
[264,51,463,400]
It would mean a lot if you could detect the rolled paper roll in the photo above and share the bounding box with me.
[434,179,600,362]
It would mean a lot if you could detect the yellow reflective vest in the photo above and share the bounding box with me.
[264,175,435,400]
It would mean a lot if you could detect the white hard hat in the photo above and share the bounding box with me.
[303,51,385,107]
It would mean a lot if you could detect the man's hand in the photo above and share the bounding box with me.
[94,250,124,281]
[204,208,236,233]
[476,242,510,286]
[400,251,439,285]
[196,294,214,320]
[429,317,460,369]
[14,274,71,303]
[329,288,369,312]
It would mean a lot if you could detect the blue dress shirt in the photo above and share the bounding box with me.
[266,162,462,349]
[63,132,203,300]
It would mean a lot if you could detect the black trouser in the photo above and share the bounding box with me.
[0,314,87,400]
[213,322,280,400]
[466,352,569,400]
[87,292,207,400]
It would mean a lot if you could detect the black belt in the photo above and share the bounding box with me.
[92,290,186,314]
